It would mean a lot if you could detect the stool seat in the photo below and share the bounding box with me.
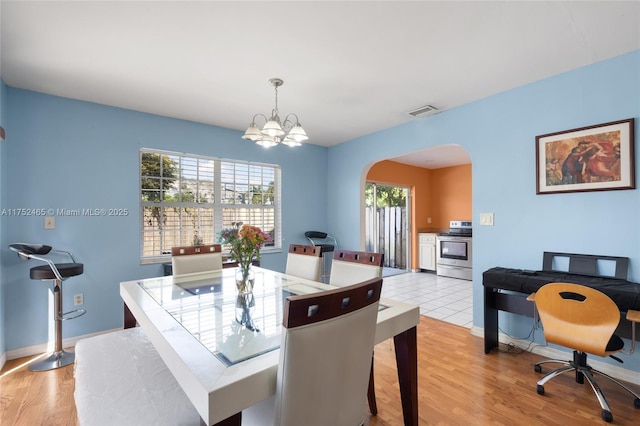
[30,263,84,280]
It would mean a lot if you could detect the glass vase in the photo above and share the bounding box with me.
[235,291,259,331]
[235,265,255,294]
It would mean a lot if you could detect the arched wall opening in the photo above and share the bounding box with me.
[361,144,473,271]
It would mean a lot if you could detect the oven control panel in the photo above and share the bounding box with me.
[450,220,472,229]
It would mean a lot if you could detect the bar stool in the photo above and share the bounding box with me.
[304,231,337,283]
[9,243,85,371]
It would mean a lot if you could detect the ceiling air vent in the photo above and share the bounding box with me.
[408,104,439,117]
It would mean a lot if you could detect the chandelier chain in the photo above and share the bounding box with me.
[274,85,279,115]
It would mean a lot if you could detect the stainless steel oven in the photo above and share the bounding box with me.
[436,221,472,280]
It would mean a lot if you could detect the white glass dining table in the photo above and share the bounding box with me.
[120,266,420,425]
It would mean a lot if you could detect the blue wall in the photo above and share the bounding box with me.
[1,90,327,350]
[327,50,640,368]
[0,80,6,355]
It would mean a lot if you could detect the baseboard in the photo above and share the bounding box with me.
[470,325,640,386]
[0,351,6,371]
[5,328,123,361]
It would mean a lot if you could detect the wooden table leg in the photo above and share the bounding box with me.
[123,302,136,329]
[394,326,418,426]
[211,412,241,425]
[368,352,378,415]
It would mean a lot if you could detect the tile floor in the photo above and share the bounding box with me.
[380,270,474,328]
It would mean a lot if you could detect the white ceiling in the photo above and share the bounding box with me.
[1,1,639,168]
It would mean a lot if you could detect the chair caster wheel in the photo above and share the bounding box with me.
[536,385,544,395]
[634,398,640,409]
[534,364,542,373]
[601,410,613,422]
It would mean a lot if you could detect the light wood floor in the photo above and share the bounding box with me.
[2,316,640,425]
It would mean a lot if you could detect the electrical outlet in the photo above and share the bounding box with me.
[74,293,83,306]
[427,217,432,224]
[44,216,55,229]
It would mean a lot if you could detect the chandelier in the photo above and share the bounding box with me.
[242,78,308,147]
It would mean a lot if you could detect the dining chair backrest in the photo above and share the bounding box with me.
[171,244,223,276]
[329,249,384,287]
[274,277,383,426]
[285,244,322,282]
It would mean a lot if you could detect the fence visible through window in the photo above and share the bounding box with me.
[364,183,409,270]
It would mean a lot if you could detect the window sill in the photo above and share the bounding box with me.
[141,247,282,265]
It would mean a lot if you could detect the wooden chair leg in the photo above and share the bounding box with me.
[368,353,378,415]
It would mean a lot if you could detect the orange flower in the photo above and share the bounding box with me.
[219,223,271,274]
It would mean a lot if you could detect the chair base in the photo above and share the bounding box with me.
[535,350,640,423]
[29,349,75,371]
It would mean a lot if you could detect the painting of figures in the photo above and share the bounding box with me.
[536,119,634,194]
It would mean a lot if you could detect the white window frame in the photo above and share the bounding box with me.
[140,148,281,263]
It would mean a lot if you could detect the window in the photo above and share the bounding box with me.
[140,149,280,262]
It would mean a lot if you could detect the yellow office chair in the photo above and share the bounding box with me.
[533,282,640,423]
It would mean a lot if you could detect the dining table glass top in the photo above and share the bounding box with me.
[138,267,341,366]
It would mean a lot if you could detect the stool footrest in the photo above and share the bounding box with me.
[60,309,86,321]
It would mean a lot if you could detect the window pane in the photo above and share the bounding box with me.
[141,152,161,177]
[196,158,215,203]
[179,207,214,246]
[142,206,170,255]
[222,207,275,247]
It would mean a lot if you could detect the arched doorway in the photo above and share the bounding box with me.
[363,144,475,328]
[365,144,472,271]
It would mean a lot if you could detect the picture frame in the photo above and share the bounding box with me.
[536,118,635,194]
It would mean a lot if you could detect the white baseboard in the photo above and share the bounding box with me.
[470,325,640,386]
[4,328,123,362]
[0,351,6,371]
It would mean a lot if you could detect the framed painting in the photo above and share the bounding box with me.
[536,118,635,194]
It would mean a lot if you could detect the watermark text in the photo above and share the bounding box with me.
[1,208,129,217]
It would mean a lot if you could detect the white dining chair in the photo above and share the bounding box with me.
[326,249,384,416]
[171,244,223,276]
[284,244,323,282]
[243,277,383,426]
[329,249,384,287]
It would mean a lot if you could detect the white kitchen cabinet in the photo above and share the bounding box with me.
[418,233,437,271]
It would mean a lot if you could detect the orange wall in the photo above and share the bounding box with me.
[366,160,471,269]
[429,164,472,228]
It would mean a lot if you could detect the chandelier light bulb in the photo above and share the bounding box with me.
[287,123,309,142]
[256,136,279,148]
[242,123,262,141]
[282,137,302,147]
[262,117,285,137]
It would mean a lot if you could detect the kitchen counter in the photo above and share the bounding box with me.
[417,227,447,234]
